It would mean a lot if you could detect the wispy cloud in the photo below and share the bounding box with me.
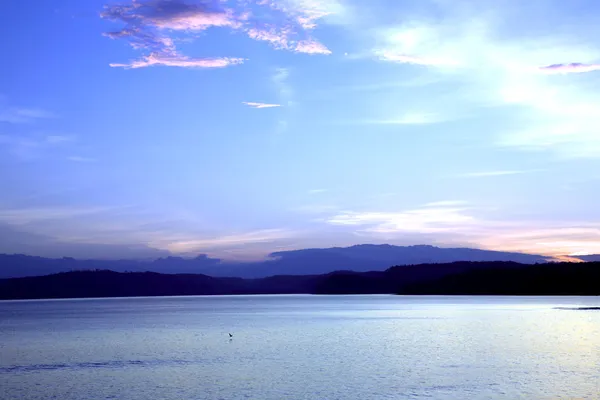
[242,102,282,109]
[325,202,600,258]
[102,0,336,68]
[45,135,73,144]
[361,112,443,125]
[68,156,96,163]
[327,205,476,234]
[272,67,292,104]
[422,200,468,208]
[0,206,118,225]
[459,170,540,178]
[367,1,600,157]
[294,39,332,55]
[308,188,328,194]
[0,134,74,161]
[110,53,244,69]
[162,228,293,253]
[479,226,600,259]
[0,106,55,124]
[271,66,293,134]
[538,63,600,75]
[245,26,293,50]
[375,51,457,67]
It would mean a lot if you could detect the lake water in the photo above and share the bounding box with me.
[1,295,599,400]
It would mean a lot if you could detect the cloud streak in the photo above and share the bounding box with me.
[68,156,96,162]
[0,134,75,161]
[110,53,244,69]
[0,107,55,124]
[538,63,600,75]
[162,229,293,253]
[242,102,282,109]
[459,170,540,178]
[325,202,600,258]
[376,51,457,67]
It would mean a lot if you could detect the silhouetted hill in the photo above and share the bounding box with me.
[0,270,323,300]
[2,261,598,300]
[577,254,600,262]
[0,244,549,278]
[312,261,525,294]
[402,262,600,295]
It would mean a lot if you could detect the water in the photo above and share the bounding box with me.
[1,295,599,400]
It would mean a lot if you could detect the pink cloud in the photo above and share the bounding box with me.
[258,0,335,30]
[102,1,245,68]
[538,63,600,74]
[245,27,291,50]
[377,52,456,66]
[242,102,282,109]
[110,53,244,69]
[102,0,334,68]
[103,28,175,51]
[102,1,241,31]
[149,9,241,31]
[295,39,332,55]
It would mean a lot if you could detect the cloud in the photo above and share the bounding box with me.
[0,224,171,260]
[257,0,343,30]
[459,170,538,178]
[245,26,293,50]
[327,205,476,234]
[308,188,328,194]
[361,112,443,125]
[272,67,293,106]
[102,0,335,68]
[538,63,600,75]
[45,135,73,144]
[324,200,600,258]
[367,0,600,157]
[110,53,244,69]
[162,229,293,253]
[242,102,282,109]
[376,51,457,67]
[0,106,55,124]
[0,133,75,161]
[293,204,338,214]
[422,200,468,208]
[0,206,118,225]
[101,0,241,32]
[270,66,294,134]
[0,202,295,260]
[102,0,245,68]
[479,226,600,259]
[68,156,96,162]
[294,39,332,54]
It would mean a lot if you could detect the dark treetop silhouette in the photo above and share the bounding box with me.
[1,261,598,300]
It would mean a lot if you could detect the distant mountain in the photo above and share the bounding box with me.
[577,254,600,262]
[0,244,549,279]
[1,261,598,300]
[238,244,548,278]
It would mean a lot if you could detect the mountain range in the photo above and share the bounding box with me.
[2,260,599,300]
[0,244,550,279]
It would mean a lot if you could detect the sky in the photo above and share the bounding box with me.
[2,0,600,261]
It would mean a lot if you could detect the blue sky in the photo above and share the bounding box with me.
[2,0,600,260]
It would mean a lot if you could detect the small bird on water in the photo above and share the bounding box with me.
[229,333,233,338]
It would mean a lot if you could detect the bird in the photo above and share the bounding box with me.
[229,333,233,338]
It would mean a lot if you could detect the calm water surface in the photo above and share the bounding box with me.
[1,295,599,400]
